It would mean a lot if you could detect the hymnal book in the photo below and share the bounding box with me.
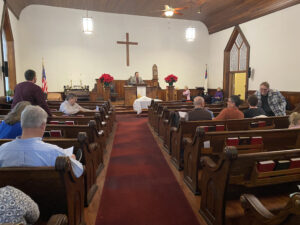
[239,137,251,145]
[50,130,62,137]
[208,126,216,132]
[216,125,225,131]
[251,136,263,145]
[49,121,59,124]
[43,131,51,138]
[65,121,75,125]
[258,121,266,127]
[250,122,259,128]
[257,160,275,172]
[226,137,239,146]
[76,114,85,117]
[274,160,290,170]
[200,126,209,132]
[50,109,58,112]
[290,158,300,169]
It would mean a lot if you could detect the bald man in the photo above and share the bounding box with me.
[186,96,212,121]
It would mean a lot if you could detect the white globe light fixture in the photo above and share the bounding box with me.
[185,27,196,42]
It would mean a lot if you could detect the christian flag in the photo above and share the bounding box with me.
[204,65,208,93]
[42,62,48,94]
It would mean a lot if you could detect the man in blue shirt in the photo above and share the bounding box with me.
[0,105,83,178]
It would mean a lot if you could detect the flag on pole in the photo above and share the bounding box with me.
[42,61,48,94]
[204,65,208,93]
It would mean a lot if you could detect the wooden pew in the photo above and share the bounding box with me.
[0,157,85,225]
[170,116,289,170]
[200,147,300,225]
[2,214,68,225]
[240,193,300,225]
[0,132,98,207]
[45,121,105,175]
[184,127,300,194]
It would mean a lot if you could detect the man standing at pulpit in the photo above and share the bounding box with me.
[128,72,144,85]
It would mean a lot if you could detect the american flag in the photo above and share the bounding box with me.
[42,63,48,93]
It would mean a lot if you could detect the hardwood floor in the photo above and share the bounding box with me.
[83,116,207,225]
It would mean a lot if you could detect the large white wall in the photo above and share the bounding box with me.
[208,4,300,91]
[15,5,209,91]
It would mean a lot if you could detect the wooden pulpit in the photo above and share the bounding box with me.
[124,86,137,106]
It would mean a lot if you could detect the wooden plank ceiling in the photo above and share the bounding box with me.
[6,0,300,34]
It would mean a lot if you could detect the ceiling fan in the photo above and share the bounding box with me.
[162,5,187,17]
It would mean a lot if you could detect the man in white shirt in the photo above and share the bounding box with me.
[59,93,97,115]
[0,105,83,177]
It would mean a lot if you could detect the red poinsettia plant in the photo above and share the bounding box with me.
[164,74,178,86]
[100,73,114,87]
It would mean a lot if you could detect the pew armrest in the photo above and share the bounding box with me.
[47,214,68,225]
[200,156,217,169]
[240,194,274,220]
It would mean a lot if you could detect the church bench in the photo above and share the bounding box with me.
[152,104,194,133]
[45,121,105,175]
[184,127,300,194]
[49,112,111,141]
[200,147,300,225]
[0,132,99,207]
[2,214,68,225]
[240,192,300,225]
[167,116,289,169]
[0,157,85,225]
[159,107,223,143]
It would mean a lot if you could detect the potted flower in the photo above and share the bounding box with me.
[99,73,114,87]
[164,74,178,86]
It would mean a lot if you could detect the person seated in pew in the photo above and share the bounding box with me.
[0,185,40,224]
[59,93,98,115]
[288,112,300,129]
[0,101,31,139]
[211,87,223,103]
[182,86,191,101]
[255,81,286,116]
[243,95,266,118]
[214,95,244,120]
[185,96,212,121]
[0,105,83,178]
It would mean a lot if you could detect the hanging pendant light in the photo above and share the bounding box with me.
[83,11,93,34]
[185,27,195,42]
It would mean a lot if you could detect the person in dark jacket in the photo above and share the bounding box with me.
[244,95,266,118]
[186,96,212,121]
[12,70,52,116]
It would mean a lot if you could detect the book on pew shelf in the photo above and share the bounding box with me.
[50,130,62,137]
[76,114,85,117]
[208,126,216,132]
[216,125,225,131]
[49,121,59,124]
[250,122,259,128]
[226,137,239,146]
[50,109,58,112]
[258,121,266,127]
[275,160,291,170]
[251,136,263,145]
[200,126,209,132]
[58,121,65,124]
[43,131,51,138]
[65,121,75,125]
[257,160,276,172]
[239,137,251,145]
[290,158,300,169]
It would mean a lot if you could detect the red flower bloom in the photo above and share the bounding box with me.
[100,73,114,84]
[164,74,178,84]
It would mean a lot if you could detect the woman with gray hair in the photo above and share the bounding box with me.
[59,93,97,115]
[0,101,31,139]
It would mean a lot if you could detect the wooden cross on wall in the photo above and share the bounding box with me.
[117,33,138,66]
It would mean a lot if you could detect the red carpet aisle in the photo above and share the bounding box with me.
[96,114,199,225]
